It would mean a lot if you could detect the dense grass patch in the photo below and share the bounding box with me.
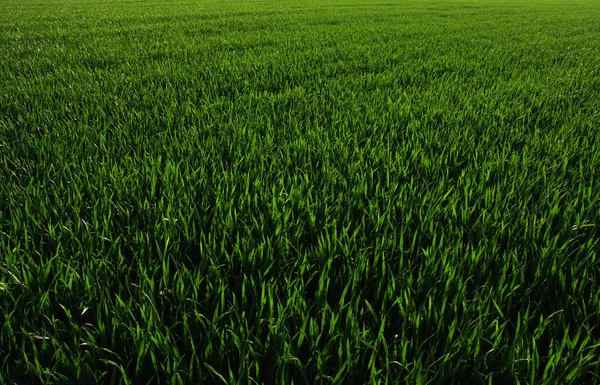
[1,0,600,383]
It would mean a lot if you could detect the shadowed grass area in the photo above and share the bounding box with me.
[1,0,600,383]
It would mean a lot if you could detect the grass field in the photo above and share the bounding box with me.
[1,0,600,383]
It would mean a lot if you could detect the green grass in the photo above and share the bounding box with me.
[1,0,600,383]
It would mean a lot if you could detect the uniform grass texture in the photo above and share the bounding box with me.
[1,0,600,383]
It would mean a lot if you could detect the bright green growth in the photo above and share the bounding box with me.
[1,0,600,383]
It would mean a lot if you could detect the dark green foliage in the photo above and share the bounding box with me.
[1,0,600,383]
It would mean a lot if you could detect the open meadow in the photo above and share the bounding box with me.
[1,0,600,383]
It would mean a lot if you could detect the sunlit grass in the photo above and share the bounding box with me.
[1,0,600,383]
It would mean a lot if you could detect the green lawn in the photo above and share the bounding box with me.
[1,0,600,383]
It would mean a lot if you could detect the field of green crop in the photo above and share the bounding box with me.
[1,0,600,383]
